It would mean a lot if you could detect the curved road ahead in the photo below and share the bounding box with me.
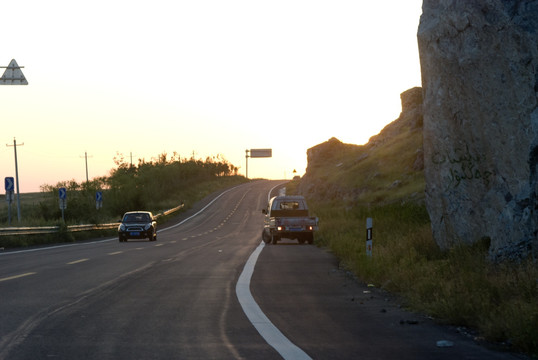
[0,180,522,359]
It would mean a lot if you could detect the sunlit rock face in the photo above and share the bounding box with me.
[418,0,538,261]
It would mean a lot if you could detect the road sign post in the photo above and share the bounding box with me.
[95,191,103,210]
[6,138,24,222]
[59,188,67,221]
[5,177,14,225]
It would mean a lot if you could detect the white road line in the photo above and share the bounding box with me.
[67,259,89,265]
[236,241,311,360]
[0,238,118,255]
[158,185,238,233]
[1,181,304,357]
[236,181,310,360]
[0,272,37,282]
[0,184,249,257]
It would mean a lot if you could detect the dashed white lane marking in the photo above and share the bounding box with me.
[0,272,37,282]
[67,259,89,265]
[236,241,311,360]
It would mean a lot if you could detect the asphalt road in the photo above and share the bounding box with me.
[0,180,525,359]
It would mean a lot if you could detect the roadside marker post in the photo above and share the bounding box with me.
[366,218,373,257]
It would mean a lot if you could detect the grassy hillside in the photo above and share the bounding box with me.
[289,88,537,356]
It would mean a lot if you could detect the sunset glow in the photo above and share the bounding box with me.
[1,0,423,192]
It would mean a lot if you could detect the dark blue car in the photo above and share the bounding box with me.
[118,211,157,242]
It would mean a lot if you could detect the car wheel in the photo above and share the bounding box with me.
[307,233,314,244]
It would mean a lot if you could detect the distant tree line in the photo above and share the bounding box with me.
[38,152,240,223]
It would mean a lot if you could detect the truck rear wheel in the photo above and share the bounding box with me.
[262,229,271,244]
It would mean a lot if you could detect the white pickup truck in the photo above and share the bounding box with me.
[261,195,318,245]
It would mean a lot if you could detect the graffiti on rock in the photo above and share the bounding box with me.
[431,143,494,190]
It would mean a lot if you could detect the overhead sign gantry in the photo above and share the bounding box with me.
[245,148,272,179]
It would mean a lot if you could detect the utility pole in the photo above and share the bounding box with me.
[245,149,250,179]
[6,138,24,222]
[80,151,93,182]
[1,61,28,222]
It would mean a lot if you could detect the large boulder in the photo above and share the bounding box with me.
[418,0,538,260]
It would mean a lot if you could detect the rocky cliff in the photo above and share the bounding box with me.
[418,0,538,261]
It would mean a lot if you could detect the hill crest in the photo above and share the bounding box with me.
[298,87,424,204]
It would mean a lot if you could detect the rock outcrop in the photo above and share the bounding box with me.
[299,87,424,202]
[418,0,538,261]
[367,87,423,150]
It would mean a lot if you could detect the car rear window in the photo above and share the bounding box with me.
[124,213,150,222]
[270,200,308,217]
[272,201,305,210]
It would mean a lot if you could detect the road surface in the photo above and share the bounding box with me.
[0,180,524,359]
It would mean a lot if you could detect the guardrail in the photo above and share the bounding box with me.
[0,203,184,236]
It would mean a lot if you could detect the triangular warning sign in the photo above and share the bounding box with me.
[0,59,28,85]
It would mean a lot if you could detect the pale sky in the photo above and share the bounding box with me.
[1,0,423,193]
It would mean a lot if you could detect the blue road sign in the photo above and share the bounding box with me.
[5,177,14,192]
[96,191,102,202]
[59,187,67,200]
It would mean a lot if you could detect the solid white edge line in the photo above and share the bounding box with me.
[236,241,311,360]
[236,181,310,359]
[157,185,238,233]
[1,181,308,357]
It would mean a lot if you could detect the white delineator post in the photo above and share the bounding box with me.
[366,217,373,257]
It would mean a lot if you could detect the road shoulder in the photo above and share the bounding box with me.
[250,241,526,360]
